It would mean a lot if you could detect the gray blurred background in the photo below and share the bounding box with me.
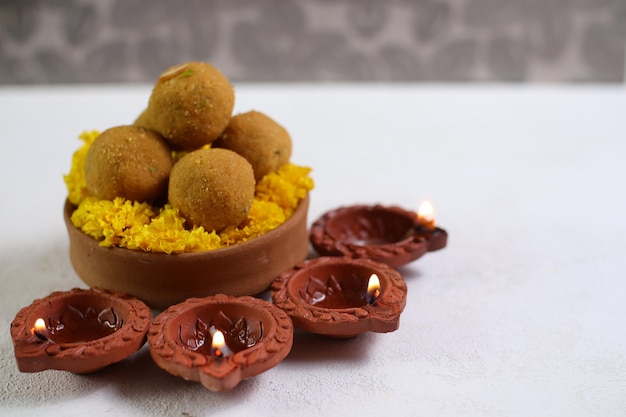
[1,0,625,84]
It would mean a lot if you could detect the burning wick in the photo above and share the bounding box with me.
[417,200,436,231]
[210,330,231,359]
[366,274,381,305]
[32,318,50,342]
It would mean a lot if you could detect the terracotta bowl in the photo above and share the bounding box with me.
[64,195,310,309]
[272,257,408,338]
[148,294,293,392]
[310,204,447,268]
[10,287,151,374]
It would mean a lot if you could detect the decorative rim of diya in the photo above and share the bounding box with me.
[10,287,151,374]
[64,194,310,309]
[271,256,408,337]
[309,203,447,268]
[148,294,294,392]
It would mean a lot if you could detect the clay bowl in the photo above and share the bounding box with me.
[64,195,310,309]
[271,257,408,338]
[148,294,293,392]
[310,204,447,268]
[10,287,151,374]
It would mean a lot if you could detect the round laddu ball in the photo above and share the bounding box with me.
[147,62,235,150]
[134,108,150,128]
[84,126,172,202]
[214,110,292,181]
[168,148,255,232]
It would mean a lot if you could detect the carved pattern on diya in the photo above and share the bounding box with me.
[310,204,447,268]
[148,294,293,392]
[10,287,151,374]
[271,257,408,337]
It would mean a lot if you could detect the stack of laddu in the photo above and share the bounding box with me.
[84,62,293,233]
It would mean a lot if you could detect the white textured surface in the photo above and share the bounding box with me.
[1,84,625,416]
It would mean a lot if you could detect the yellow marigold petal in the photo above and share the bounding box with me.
[66,131,314,254]
[63,130,100,206]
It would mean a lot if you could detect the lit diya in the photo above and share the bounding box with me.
[148,294,293,392]
[309,200,448,268]
[10,287,151,374]
[271,257,408,337]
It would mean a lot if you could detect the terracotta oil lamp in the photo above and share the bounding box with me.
[271,257,408,338]
[10,287,151,374]
[309,200,447,268]
[64,195,310,309]
[148,294,293,392]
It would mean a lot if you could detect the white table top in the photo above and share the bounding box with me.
[1,84,625,417]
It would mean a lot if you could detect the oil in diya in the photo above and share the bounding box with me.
[309,200,448,268]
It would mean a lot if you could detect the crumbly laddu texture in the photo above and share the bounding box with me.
[64,131,314,254]
[168,148,255,232]
[213,110,292,181]
[84,125,172,203]
[137,62,235,150]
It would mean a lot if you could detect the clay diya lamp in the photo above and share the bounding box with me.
[10,287,151,374]
[271,257,408,337]
[309,200,447,268]
[64,195,310,309]
[148,294,293,392]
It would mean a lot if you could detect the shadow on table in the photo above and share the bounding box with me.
[396,264,423,282]
[285,329,376,364]
[84,332,378,415]
[96,345,258,414]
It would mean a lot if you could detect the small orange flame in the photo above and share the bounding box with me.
[417,200,436,230]
[34,318,46,333]
[366,274,381,305]
[211,330,228,359]
[32,318,49,341]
